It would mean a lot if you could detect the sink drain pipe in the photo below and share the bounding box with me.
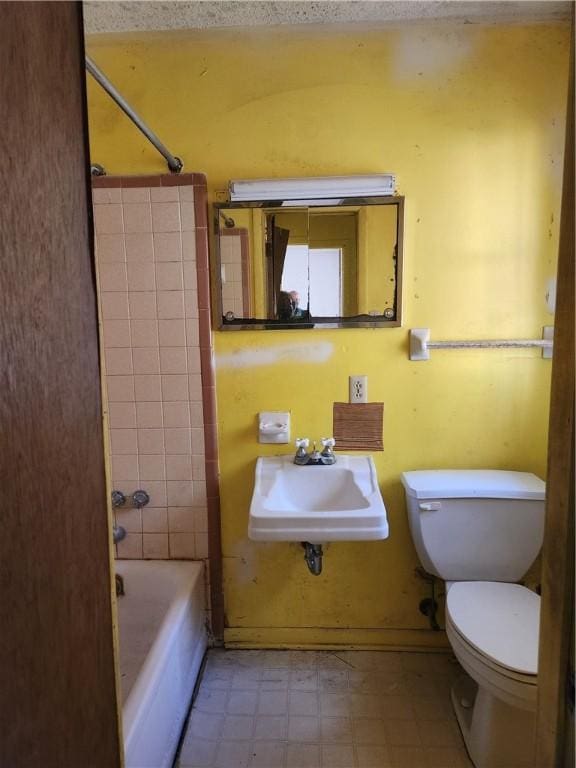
[302,542,323,575]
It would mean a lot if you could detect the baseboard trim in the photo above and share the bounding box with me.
[223,626,450,651]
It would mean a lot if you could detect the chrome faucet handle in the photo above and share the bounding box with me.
[320,437,336,464]
[132,489,150,509]
[321,437,335,452]
[295,438,310,456]
[294,438,310,465]
[111,490,126,508]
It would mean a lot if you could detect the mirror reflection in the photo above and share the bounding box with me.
[213,197,403,329]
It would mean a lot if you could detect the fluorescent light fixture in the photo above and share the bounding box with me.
[228,174,396,201]
[280,198,343,207]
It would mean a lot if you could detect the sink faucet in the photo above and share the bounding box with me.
[293,437,336,466]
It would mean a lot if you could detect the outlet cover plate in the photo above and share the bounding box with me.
[349,375,368,403]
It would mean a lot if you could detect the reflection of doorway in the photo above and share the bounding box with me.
[265,214,290,318]
[219,228,251,318]
[281,245,342,316]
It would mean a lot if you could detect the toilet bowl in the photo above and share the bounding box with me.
[446,582,539,711]
[401,469,545,768]
[447,616,537,710]
[444,581,540,767]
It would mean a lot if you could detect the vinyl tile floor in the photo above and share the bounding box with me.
[174,649,474,768]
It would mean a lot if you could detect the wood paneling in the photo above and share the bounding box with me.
[0,4,121,766]
[535,20,574,768]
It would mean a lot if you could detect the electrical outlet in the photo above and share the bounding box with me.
[349,375,368,403]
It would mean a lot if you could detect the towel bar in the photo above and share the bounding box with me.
[409,327,553,361]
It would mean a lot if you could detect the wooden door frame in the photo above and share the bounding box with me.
[535,19,575,767]
[0,3,122,766]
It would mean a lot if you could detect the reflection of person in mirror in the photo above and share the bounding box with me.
[289,290,305,318]
[277,290,309,320]
[289,290,313,319]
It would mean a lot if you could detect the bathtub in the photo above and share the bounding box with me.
[115,560,207,768]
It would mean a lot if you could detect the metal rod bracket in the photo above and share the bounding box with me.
[85,55,183,174]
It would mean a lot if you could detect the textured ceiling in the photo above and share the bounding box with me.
[83,1,572,35]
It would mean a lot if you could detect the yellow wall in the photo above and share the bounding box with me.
[86,22,569,648]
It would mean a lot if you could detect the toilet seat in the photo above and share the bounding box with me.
[446,615,537,711]
[446,581,540,675]
[446,581,539,711]
[447,615,537,686]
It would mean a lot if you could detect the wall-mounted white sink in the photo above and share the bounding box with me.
[248,455,389,543]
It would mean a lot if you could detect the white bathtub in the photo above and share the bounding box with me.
[115,560,207,768]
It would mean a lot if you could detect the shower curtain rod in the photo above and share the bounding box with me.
[85,55,183,174]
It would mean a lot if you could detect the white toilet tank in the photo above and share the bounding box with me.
[401,470,546,581]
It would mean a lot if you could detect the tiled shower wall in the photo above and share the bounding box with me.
[220,229,249,318]
[92,174,219,573]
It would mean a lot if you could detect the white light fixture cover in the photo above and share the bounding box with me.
[229,174,396,201]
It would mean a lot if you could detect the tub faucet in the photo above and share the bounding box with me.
[111,489,127,544]
[112,524,126,543]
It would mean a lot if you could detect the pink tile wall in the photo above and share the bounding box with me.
[93,180,209,562]
[220,233,244,318]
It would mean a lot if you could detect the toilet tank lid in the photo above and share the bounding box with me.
[401,470,545,500]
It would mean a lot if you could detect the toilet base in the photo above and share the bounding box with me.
[451,673,535,768]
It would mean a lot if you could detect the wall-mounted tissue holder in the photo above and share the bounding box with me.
[259,412,290,444]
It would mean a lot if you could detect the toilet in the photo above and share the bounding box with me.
[401,469,546,768]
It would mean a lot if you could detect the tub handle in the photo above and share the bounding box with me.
[112,490,126,508]
[132,489,150,509]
